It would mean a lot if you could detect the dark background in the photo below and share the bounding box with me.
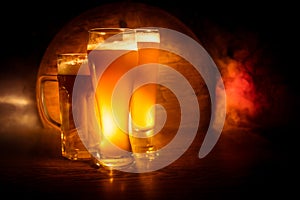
[1,0,297,75]
[1,0,298,132]
[0,0,298,198]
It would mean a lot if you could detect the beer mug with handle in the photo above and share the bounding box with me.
[37,53,92,161]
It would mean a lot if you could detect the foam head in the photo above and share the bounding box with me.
[57,54,89,75]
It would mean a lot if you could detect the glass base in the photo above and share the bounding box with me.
[62,150,91,161]
[133,151,159,160]
[132,144,158,160]
[93,154,134,170]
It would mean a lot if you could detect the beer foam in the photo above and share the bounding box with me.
[136,31,160,43]
[87,44,98,51]
[58,60,89,75]
[93,40,137,50]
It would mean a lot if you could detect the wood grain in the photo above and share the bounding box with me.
[0,128,292,199]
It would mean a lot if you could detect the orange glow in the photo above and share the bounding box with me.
[130,84,157,128]
[215,57,269,129]
[225,60,257,116]
[94,50,138,151]
[130,48,159,130]
[101,109,115,138]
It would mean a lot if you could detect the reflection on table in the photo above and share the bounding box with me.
[0,126,295,199]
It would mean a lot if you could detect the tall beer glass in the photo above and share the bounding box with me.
[87,28,137,169]
[129,28,160,160]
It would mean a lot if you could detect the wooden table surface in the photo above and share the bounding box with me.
[0,127,295,199]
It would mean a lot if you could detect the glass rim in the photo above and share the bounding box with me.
[57,53,87,57]
[88,27,132,34]
[135,27,159,31]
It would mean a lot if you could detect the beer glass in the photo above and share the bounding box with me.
[37,53,91,160]
[86,28,137,169]
[129,28,160,160]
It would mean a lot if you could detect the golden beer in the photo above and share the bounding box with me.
[129,28,160,158]
[87,28,137,168]
[57,54,91,160]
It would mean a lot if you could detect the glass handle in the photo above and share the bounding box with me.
[36,75,61,130]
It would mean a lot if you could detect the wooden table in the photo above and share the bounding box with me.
[0,127,294,199]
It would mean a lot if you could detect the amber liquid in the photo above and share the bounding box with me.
[88,49,138,168]
[57,74,92,160]
[130,47,160,157]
